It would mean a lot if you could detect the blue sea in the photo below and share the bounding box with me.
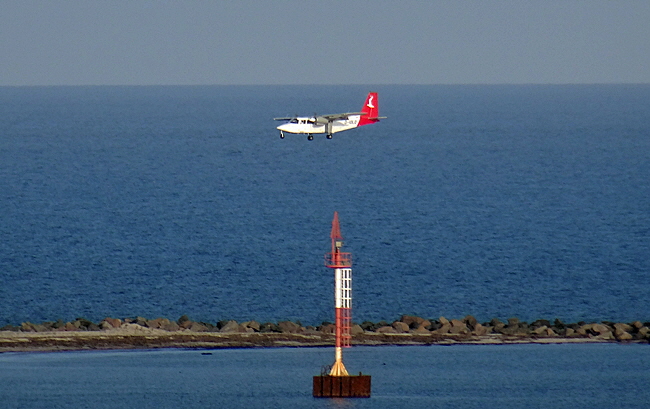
[1,85,649,326]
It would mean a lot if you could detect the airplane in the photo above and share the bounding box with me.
[274,92,385,140]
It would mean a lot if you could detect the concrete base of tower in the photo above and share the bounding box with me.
[312,374,371,398]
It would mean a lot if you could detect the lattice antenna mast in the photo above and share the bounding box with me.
[325,211,352,377]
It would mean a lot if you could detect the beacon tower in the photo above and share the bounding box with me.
[326,211,352,376]
[313,212,371,398]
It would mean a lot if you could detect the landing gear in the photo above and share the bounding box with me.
[279,131,285,139]
[326,123,333,139]
[307,134,313,141]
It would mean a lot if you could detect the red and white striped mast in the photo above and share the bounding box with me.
[325,211,352,377]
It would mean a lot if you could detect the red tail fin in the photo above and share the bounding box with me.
[358,92,380,126]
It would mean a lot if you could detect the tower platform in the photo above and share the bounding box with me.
[313,375,371,398]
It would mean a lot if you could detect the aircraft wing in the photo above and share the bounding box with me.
[273,112,368,124]
[319,112,366,121]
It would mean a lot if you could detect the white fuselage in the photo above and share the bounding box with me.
[277,115,361,134]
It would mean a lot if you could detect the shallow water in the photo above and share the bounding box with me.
[1,344,648,408]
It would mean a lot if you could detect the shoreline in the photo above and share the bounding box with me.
[2,314,648,353]
[1,329,639,354]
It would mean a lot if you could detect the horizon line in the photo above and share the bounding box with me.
[1,82,649,87]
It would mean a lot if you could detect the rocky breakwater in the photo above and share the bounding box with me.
[356,315,650,344]
[1,315,649,352]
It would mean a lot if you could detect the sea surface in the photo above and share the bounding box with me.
[1,85,649,326]
[1,344,649,408]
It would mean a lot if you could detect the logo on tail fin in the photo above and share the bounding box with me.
[367,96,375,109]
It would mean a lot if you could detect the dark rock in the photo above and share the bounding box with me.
[376,326,397,334]
[40,321,55,331]
[75,318,95,330]
[472,323,488,336]
[177,315,191,325]
[613,323,633,340]
[489,318,504,329]
[146,318,165,329]
[496,326,516,335]
[463,315,478,330]
[392,321,409,333]
[553,319,565,329]
[39,322,55,331]
[21,322,48,332]
[179,320,194,330]
[216,320,231,330]
[102,317,122,329]
[278,321,301,334]
[417,320,432,331]
[318,323,335,334]
[20,322,35,332]
[614,323,633,334]
[351,324,364,335]
[50,319,66,330]
[201,322,216,331]
[531,319,551,329]
[592,323,614,339]
[219,320,240,333]
[616,331,633,341]
[0,324,20,331]
[432,323,451,334]
[411,326,431,334]
[189,322,209,332]
[517,323,530,335]
[497,321,530,336]
[260,322,281,333]
[428,321,443,331]
[241,325,256,333]
[360,321,377,331]
[241,321,260,332]
[302,326,319,334]
[449,319,469,334]
[576,324,591,336]
[163,321,180,331]
[400,315,425,329]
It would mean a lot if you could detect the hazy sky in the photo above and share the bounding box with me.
[2,1,649,85]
